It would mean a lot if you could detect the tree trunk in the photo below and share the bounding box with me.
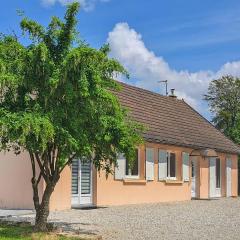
[34,183,55,232]
[29,150,62,231]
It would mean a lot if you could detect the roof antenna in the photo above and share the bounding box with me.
[158,80,168,96]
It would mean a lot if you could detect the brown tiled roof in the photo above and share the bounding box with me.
[115,81,240,154]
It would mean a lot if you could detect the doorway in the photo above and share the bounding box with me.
[226,159,232,197]
[209,157,221,198]
[71,159,93,207]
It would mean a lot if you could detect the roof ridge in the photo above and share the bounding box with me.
[117,80,183,102]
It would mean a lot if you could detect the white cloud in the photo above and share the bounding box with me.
[107,23,240,117]
[42,0,109,11]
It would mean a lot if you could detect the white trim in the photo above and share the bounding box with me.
[125,175,139,179]
[166,176,177,180]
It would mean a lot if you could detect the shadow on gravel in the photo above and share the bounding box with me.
[53,221,100,236]
[71,206,108,210]
[191,198,220,201]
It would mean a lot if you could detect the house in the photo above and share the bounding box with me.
[0,82,239,210]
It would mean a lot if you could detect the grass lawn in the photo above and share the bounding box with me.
[0,223,86,240]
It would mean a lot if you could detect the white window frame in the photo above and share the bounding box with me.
[166,152,177,180]
[125,148,140,179]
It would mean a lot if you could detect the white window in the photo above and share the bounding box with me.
[158,150,177,180]
[125,149,139,179]
[115,149,140,180]
[167,152,176,179]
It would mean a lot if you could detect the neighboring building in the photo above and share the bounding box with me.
[0,82,239,210]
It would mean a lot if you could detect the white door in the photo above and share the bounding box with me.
[191,158,197,198]
[226,159,232,197]
[209,157,221,198]
[71,159,93,207]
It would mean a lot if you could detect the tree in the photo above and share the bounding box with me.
[204,75,240,144]
[0,3,143,231]
[204,75,240,194]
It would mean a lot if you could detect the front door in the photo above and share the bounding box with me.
[209,157,221,198]
[71,159,93,207]
[191,158,197,198]
[226,159,232,197]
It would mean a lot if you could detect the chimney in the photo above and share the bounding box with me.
[169,89,177,98]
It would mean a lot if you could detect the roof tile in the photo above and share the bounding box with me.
[115,81,240,154]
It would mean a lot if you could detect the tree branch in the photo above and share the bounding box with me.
[29,152,40,210]
[59,153,76,174]
[49,144,56,175]
[29,151,36,180]
[42,151,51,179]
[36,172,42,185]
[35,152,49,183]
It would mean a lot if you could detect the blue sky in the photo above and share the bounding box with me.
[1,0,240,119]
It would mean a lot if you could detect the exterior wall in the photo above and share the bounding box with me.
[220,153,227,197]
[49,166,71,211]
[95,144,239,206]
[92,167,98,206]
[0,151,43,209]
[231,154,238,197]
[198,156,209,199]
[0,150,71,211]
[0,145,238,210]
[198,152,238,199]
[95,143,192,206]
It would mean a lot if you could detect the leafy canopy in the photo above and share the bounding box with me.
[0,2,143,174]
[204,75,240,144]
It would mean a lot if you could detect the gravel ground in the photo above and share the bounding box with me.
[1,198,240,240]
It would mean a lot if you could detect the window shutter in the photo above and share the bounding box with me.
[158,150,167,180]
[182,152,190,181]
[146,148,154,181]
[115,153,126,180]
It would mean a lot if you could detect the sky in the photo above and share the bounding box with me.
[1,0,240,119]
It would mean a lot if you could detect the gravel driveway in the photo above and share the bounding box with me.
[1,198,240,240]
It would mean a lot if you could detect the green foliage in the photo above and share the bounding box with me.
[204,75,240,144]
[0,222,86,239]
[0,2,143,176]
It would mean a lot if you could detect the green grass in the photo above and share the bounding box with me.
[0,223,85,240]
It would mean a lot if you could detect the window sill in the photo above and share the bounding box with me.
[164,179,183,185]
[123,179,147,185]
[125,175,139,179]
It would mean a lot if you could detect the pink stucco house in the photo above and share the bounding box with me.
[0,82,239,210]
